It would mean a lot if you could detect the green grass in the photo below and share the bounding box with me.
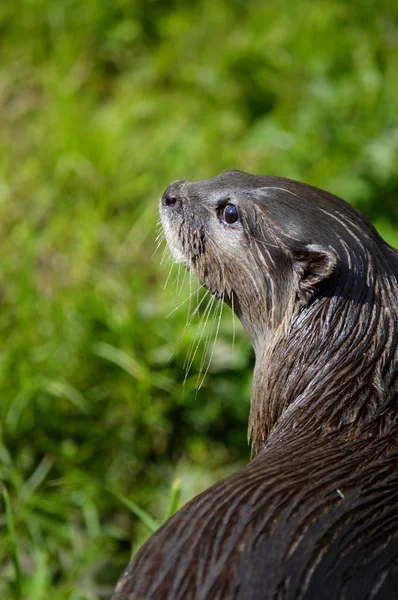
[2,486,22,600]
[0,1,397,598]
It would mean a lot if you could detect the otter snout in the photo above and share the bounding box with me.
[159,180,190,266]
[161,180,186,209]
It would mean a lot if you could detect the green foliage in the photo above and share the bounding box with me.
[0,0,397,597]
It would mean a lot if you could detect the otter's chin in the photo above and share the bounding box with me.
[169,245,189,266]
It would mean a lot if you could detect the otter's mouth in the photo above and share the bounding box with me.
[160,208,190,267]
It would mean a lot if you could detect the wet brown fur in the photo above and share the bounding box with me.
[113,171,398,599]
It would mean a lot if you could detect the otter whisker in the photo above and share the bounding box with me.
[154,220,164,243]
[177,255,190,296]
[183,294,217,382]
[159,227,173,267]
[173,263,182,294]
[197,292,225,390]
[183,293,216,372]
[188,251,194,317]
[166,284,206,319]
[159,244,170,265]
[163,254,175,289]
[231,291,236,350]
[186,288,210,325]
[170,288,210,359]
[196,293,222,384]
[152,240,165,259]
[152,229,167,259]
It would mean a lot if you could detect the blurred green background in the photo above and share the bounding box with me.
[1,1,398,598]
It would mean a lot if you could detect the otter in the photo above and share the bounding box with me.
[113,170,398,599]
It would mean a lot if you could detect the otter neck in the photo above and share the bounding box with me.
[247,270,398,456]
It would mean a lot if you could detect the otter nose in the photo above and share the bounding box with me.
[161,181,184,209]
[163,191,178,207]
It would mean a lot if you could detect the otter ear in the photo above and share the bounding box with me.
[293,244,337,291]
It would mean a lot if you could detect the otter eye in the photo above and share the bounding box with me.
[222,204,239,225]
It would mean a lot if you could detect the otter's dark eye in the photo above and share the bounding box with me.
[222,204,239,224]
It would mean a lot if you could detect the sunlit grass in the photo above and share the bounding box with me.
[0,1,397,597]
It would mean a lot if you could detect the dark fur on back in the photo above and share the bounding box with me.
[113,171,398,599]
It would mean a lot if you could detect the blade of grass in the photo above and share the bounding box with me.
[29,549,50,600]
[1,485,22,600]
[165,478,181,521]
[92,342,147,381]
[110,490,159,533]
[45,380,92,414]
[19,455,54,503]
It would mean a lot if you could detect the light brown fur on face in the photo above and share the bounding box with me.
[114,171,398,600]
